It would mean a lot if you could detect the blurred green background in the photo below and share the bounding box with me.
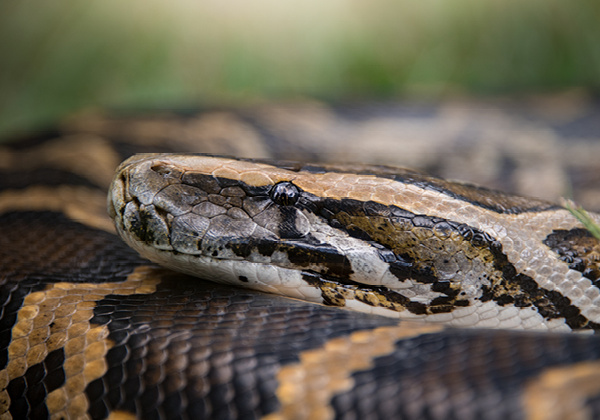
[1,0,599,140]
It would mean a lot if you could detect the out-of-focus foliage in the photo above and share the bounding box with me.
[1,0,599,138]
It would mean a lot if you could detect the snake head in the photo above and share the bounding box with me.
[108,154,376,302]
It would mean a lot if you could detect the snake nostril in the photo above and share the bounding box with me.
[151,163,173,176]
[150,162,185,183]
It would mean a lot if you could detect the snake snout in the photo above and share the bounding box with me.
[109,155,315,264]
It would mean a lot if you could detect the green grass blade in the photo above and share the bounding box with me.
[563,199,600,240]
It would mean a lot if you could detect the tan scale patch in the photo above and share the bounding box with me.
[0,265,163,420]
[308,278,407,313]
[106,410,138,420]
[0,135,121,189]
[182,113,272,158]
[73,111,272,159]
[523,361,600,420]
[0,185,114,233]
[240,171,273,186]
[262,322,442,420]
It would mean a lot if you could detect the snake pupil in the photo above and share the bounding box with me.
[271,182,300,206]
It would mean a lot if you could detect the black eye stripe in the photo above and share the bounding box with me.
[270,182,300,206]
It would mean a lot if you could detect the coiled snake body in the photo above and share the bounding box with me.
[3,104,600,419]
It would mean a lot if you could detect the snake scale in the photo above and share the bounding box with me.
[2,100,600,420]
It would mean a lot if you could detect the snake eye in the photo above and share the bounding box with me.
[270,182,300,206]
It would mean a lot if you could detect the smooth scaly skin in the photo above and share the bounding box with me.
[109,153,600,332]
[5,104,600,419]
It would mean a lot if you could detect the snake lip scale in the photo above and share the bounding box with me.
[109,153,600,333]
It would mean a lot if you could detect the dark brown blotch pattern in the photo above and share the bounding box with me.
[544,228,600,288]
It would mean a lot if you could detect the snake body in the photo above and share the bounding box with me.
[3,104,600,419]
